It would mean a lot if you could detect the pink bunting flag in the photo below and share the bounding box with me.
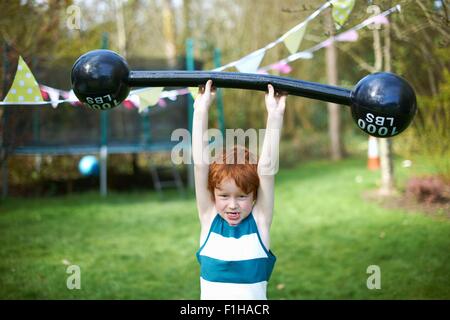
[368,15,389,26]
[335,30,359,42]
[271,62,293,74]
[40,88,49,100]
[122,100,135,109]
[322,39,334,48]
[177,88,190,95]
[124,94,140,109]
[158,98,167,108]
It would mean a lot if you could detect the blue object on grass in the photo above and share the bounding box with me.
[78,155,99,176]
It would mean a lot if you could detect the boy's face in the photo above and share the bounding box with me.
[214,178,255,226]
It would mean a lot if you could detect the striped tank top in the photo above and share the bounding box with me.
[196,213,276,300]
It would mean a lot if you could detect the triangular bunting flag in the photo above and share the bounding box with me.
[46,86,61,108]
[166,90,178,101]
[4,56,43,103]
[137,87,163,113]
[272,62,293,74]
[123,94,140,110]
[158,98,167,107]
[68,90,78,101]
[68,89,82,106]
[283,23,308,55]
[369,15,389,26]
[335,29,359,42]
[332,0,355,30]
[235,49,266,74]
[189,87,199,100]
[128,94,140,108]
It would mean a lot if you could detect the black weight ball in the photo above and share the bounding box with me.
[71,49,130,110]
[350,72,417,138]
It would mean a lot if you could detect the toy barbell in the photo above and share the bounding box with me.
[71,49,417,138]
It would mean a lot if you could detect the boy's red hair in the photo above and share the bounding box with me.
[208,145,259,200]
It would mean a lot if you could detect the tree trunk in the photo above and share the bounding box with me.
[114,0,127,57]
[182,0,192,45]
[325,9,344,160]
[162,0,177,68]
[379,22,396,196]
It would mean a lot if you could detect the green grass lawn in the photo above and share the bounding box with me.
[0,157,449,299]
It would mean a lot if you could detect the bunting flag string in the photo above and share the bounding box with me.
[0,2,401,111]
[213,0,338,72]
[0,0,338,109]
[126,0,340,111]
[259,5,400,73]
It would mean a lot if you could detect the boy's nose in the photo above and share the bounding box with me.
[229,199,238,209]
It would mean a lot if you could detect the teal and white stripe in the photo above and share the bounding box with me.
[197,213,276,300]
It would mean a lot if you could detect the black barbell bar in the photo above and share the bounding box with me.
[71,49,417,138]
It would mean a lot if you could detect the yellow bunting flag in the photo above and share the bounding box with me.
[4,56,43,103]
[137,87,163,113]
[188,87,199,100]
[283,23,308,55]
[332,0,355,30]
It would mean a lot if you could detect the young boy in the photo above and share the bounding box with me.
[192,80,286,300]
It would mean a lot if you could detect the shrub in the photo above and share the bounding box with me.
[406,175,450,204]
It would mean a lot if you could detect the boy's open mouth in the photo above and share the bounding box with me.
[226,212,240,220]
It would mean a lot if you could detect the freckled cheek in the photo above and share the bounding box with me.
[214,198,228,211]
[240,200,254,212]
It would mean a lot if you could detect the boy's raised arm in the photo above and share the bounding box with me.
[192,80,216,221]
[254,85,286,227]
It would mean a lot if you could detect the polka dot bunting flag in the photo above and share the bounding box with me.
[4,56,43,103]
[332,0,355,30]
